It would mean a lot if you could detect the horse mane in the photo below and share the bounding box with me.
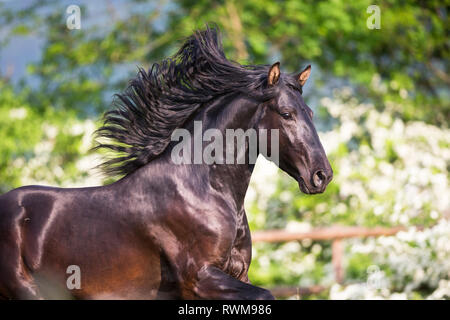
[94,25,274,177]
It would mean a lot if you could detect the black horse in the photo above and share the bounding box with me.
[0,27,332,299]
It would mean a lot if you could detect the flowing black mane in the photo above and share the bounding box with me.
[94,26,274,177]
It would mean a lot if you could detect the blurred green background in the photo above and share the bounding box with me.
[0,0,448,299]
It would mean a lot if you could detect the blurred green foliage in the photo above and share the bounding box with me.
[0,81,96,193]
[0,0,448,299]
[1,0,448,123]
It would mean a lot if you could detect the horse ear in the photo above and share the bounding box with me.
[268,62,281,86]
[297,65,311,86]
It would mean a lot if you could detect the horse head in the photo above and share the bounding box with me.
[256,62,333,194]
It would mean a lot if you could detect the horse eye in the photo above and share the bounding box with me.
[280,112,292,120]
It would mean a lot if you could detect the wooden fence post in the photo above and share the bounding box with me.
[332,239,344,284]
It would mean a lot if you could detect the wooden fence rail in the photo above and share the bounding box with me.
[251,225,411,243]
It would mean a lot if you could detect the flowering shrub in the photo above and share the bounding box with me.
[331,219,450,299]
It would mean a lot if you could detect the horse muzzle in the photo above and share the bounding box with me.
[298,169,333,194]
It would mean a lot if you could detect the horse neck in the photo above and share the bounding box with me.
[161,93,261,211]
[202,93,261,208]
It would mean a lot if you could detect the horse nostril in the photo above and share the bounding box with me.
[312,170,326,188]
